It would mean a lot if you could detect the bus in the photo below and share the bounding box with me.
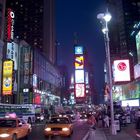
[0,103,43,123]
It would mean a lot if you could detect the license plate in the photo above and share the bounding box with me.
[54,132,59,135]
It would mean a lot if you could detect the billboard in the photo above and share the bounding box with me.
[75,83,85,98]
[75,70,84,83]
[75,55,84,69]
[75,46,83,54]
[7,8,15,41]
[7,42,18,70]
[2,60,13,95]
[113,59,130,82]
[134,64,140,79]
[136,31,140,64]
[122,99,139,107]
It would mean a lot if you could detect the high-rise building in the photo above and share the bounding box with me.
[6,0,56,64]
[0,0,6,40]
[107,0,140,62]
[107,0,140,80]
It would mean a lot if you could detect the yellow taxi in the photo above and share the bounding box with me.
[0,117,32,140]
[44,116,73,137]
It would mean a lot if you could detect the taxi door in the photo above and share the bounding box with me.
[17,120,26,138]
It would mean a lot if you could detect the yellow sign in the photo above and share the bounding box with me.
[2,60,13,95]
[75,56,84,69]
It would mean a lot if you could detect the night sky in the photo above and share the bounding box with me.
[55,0,106,102]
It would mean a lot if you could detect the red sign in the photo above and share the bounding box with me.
[117,62,127,71]
[75,83,85,98]
[7,8,14,41]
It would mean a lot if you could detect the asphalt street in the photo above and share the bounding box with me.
[28,120,89,140]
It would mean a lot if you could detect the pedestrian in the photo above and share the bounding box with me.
[104,114,110,128]
[83,114,96,140]
[135,108,140,137]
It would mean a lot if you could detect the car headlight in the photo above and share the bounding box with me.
[0,133,10,138]
[63,115,67,117]
[45,127,51,131]
[62,127,69,131]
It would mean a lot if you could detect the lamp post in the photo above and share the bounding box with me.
[97,10,116,135]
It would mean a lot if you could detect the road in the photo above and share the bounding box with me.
[28,120,89,140]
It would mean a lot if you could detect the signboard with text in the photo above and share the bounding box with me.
[2,60,13,95]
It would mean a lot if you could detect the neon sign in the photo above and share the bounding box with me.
[7,8,15,41]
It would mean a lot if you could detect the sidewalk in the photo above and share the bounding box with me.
[102,127,138,140]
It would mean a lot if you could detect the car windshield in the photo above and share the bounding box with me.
[0,120,16,128]
[49,118,69,124]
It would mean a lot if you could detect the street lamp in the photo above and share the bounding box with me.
[97,10,116,135]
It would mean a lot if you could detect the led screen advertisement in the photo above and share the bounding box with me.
[7,42,18,70]
[113,59,130,82]
[2,60,13,95]
[75,83,85,98]
[75,55,84,69]
[75,46,83,54]
[75,70,84,83]
[136,31,140,64]
[122,99,139,107]
[121,81,140,100]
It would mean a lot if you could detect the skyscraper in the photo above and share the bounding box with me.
[107,0,140,60]
[107,0,140,80]
[0,0,6,40]
[6,0,56,64]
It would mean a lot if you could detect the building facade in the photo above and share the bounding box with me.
[6,0,56,64]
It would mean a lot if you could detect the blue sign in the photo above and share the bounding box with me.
[75,46,83,54]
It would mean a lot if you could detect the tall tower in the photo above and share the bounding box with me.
[6,0,56,64]
[107,0,140,80]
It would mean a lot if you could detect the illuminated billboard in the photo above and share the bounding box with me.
[75,70,84,83]
[75,56,84,69]
[2,60,13,95]
[122,99,139,107]
[75,83,85,98]
[7,42,18,70]
[113,59,130,82]
[136,31,140,64]
[7,8,15,41]
[75,46,83,54]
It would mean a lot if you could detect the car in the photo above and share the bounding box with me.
[44,116,73,137]
[0,117,32,140]
[35,113,44,122]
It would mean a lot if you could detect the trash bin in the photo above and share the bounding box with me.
[114,119,121,132]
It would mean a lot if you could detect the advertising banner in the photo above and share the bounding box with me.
[136,31,140,64]
[113,59,130,82]
[134,64,140,79]
[75,70,84,83]
[75,83,85,98]
[75,55,84,69]
[2,60,13,95]
[75,46,83,54]
[7,42,18,70]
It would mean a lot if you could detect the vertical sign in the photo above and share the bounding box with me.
[74,46,85,98]
[2,60,13,95]
[136,31,140,64]
[7,8,15,41]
